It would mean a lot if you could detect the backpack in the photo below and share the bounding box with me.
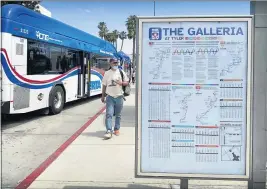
[119,69,131,96]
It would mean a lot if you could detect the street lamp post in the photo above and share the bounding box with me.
[154,1,155,16]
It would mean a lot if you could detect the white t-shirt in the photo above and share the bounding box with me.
[102,69,129,98]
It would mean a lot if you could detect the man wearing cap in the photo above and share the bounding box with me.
[101,58,129,139]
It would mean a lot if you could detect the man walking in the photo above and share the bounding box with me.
[101,58,129,139]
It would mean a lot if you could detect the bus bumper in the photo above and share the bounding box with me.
[1,101,10,114]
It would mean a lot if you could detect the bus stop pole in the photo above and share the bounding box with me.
[180,179,188,189]
[249,1,267,188]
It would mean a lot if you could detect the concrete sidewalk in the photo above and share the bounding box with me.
[27,85,249,189]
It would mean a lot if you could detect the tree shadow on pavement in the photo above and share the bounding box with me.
[63,184,170,189]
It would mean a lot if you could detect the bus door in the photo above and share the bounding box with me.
[86,53,91,97]
[88,55,103,96]
[77,52,88,98]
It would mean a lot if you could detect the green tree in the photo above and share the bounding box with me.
[112,30,120,50]
[1,1,41,12]
[119,31,127,51]
[105,32,115,45]
[126,15,137,65]
[105,33,111,42]
[98,22,109,40]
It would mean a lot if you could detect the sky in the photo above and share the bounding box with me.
[40,1,250,56]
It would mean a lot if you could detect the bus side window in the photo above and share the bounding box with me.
[50,45,63,74]
[91,56,97,68]
[69,50,78,70]
[91,53,110,71]
[27,40,51,75]
[27,40,81,75]
[61,49,78,72]
[98,58,110,71]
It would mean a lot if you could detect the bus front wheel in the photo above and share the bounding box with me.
[49,86,65,115]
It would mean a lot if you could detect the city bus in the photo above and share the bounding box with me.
[1,4,119,115]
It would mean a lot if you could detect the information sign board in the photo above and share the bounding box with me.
[136,16,253,179]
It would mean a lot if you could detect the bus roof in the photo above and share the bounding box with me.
[1,4,118,57]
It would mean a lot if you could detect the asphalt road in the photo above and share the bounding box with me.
[2,95,104,189]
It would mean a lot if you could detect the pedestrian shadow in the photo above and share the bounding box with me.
[63,184,169,189]
[81,131,105,139]
[81,130,130,141]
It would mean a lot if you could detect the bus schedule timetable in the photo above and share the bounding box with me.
[138,18,251,178]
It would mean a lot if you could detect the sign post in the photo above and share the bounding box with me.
[135,16,253,187]
[248,1,267,188]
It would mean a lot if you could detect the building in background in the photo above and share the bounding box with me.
[35,4,51,17]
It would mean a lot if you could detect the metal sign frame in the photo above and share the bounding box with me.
[135,16,253,180]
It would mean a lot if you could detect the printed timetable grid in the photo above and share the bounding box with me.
[195,126,220,145]
[195,145,219,162]
[148,83,171,121]
[148,123,171,158]
[148,83,172,159]
[220,99,243,119]
[172,125,195,154]
[220,79,244,99]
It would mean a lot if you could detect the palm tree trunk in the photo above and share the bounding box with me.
[120,39,124,51]
[116,40,118,51]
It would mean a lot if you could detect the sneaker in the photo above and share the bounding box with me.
[104,131,112,139]
[114,130,120,136]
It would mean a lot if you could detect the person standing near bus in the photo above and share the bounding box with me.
[101,58,129,139]
[132,70,136,84]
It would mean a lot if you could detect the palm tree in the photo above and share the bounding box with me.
[119,31,127,51]
[112,30,120,50]
[126,15,137,65]
[106,33,118,46]
[98,22,108,40]
[105,33,113,43]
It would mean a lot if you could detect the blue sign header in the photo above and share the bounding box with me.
[149,26,244,40]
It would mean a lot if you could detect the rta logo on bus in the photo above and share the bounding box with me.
[149,28,162,40]
[36,31,49,41]
[90,80,101,90]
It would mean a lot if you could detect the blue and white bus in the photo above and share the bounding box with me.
[1,4,119,115]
